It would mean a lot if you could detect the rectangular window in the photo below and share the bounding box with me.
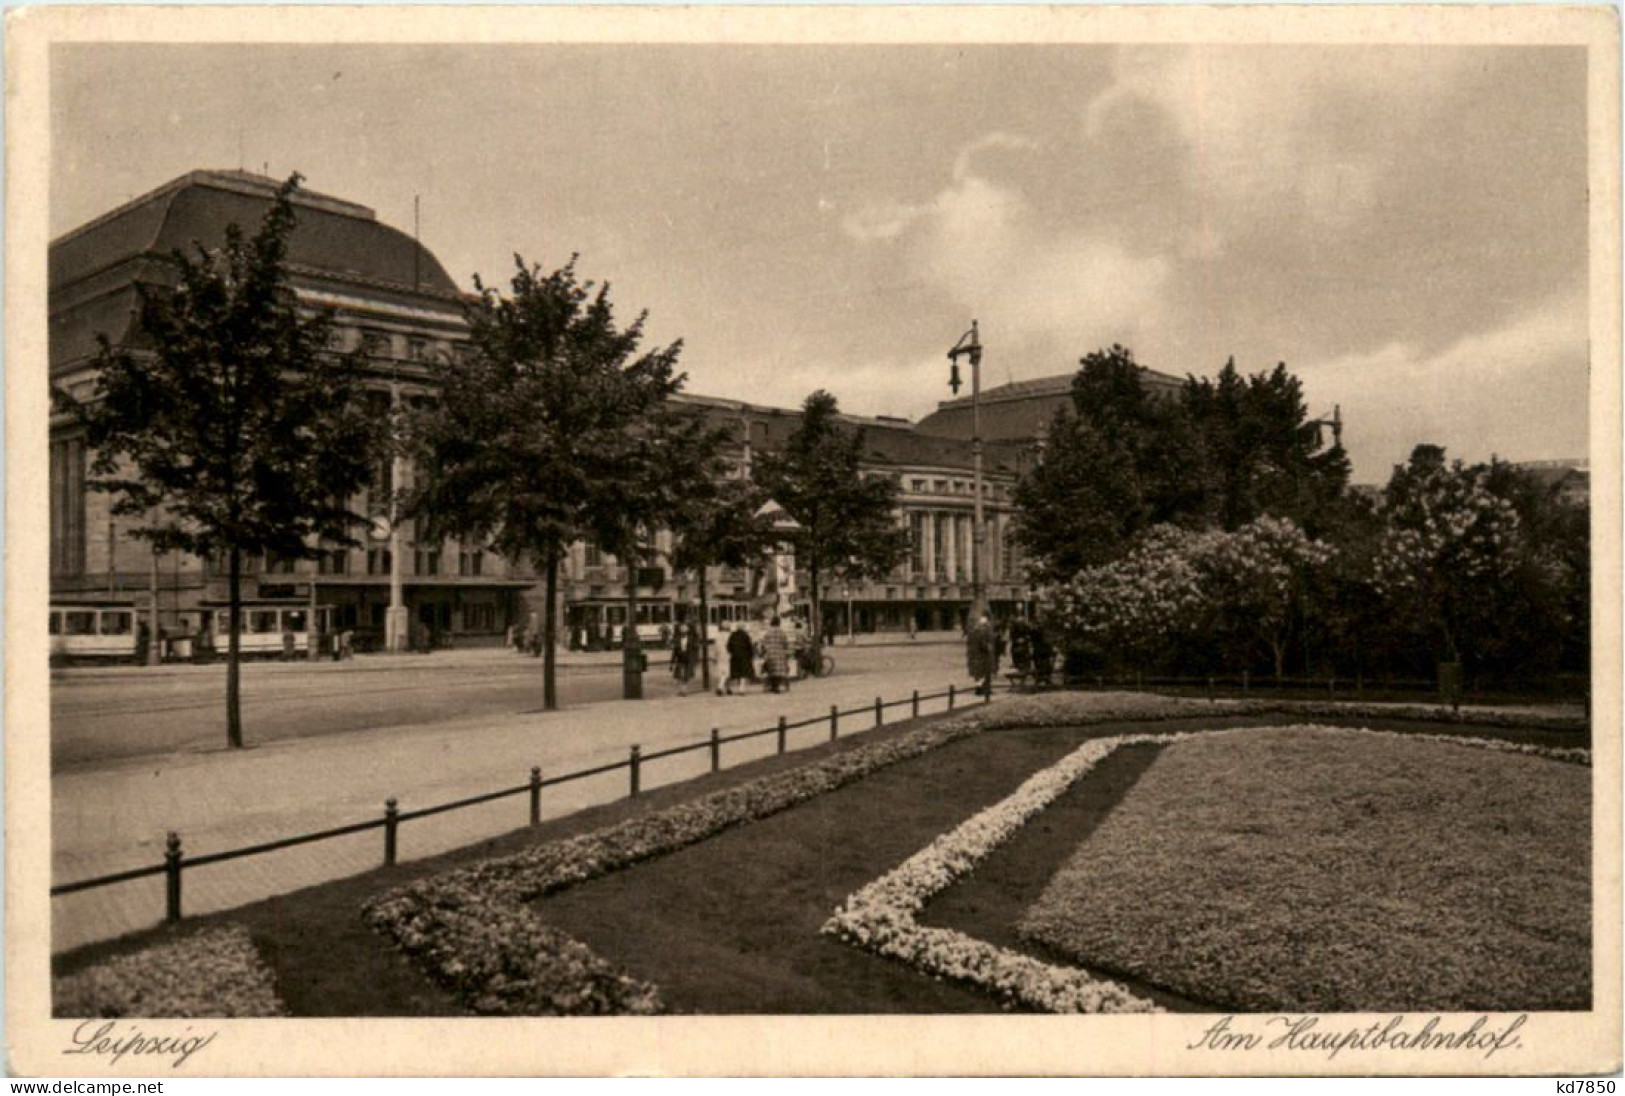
[407,337,427,362]
[319,549,349,575]
[583,542,603,568]
[264,552,297,575]
[367,549,392,576]
[933,514,950,579]
[51,438,88,576]
[49,611,62,636]
[64,611,97,636]
[100,610,133,636]
[250,611,280,634]
[283,610,307,633]
[415,548,440,576]
[909,513,927,577]
[459,550,483,577]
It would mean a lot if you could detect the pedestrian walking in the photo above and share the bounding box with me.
[759,616,791,694]
[725,623,755,695]
[966,612,999,697]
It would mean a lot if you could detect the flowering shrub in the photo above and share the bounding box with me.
[55,926,284,1018]
[823,722,1588,1013]
[1041,517,1334,675]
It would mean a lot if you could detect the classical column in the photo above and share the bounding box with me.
[944,511,958,583]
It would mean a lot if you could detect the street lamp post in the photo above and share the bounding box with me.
[385,373,409,653]
[948,321,988,619]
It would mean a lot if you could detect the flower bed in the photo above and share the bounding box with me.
[54,926,284,1018]
[363,708,1003,1014]
[366,690,1586,1016]
[823,723,1588,1013]
[823,732,1169,1013]
[983,689,1588,734]
[1015,725,1592,1012]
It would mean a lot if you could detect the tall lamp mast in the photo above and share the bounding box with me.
[948,321,987,620]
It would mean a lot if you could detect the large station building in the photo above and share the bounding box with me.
[48,171,1081,651]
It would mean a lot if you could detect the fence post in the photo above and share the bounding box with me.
[948,683,956,710]
[777,716,788,755]
[629,745,641,798]
[829,704,839,742]
[384,798,399,866]
[912,689,920,720]
[710,727,721,773]
[164,832,183,924]
[874,696,884,727]
[529,767,542,827]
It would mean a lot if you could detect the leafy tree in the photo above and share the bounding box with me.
[1013,345,1203,582]
[753,391,909,649]
[53,174,378,748]
[1183,358,1351,534]
[665,445,778,690]
[1372,445,1522,670]
[1197,516,1335,680]
[410,255,682,709]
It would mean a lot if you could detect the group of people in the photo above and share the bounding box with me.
[965,614,1057,696]
[721,616,813,696]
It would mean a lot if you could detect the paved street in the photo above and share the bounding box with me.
[50,634,961,771]
[51,639,980,952]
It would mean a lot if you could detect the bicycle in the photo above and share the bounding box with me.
[798,649,836,678]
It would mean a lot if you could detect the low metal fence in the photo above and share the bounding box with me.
[52,681,988,926]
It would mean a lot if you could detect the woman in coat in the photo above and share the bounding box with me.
[966,613,999,696]
[725,624,756,695]
[759,617,791,694]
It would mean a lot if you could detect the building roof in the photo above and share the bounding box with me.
[673,391,1022,477]
[50,171,464,373]
[915,366,1187,442]
[51,170,460,296]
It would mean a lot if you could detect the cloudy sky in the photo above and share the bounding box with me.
[52,42,1590,482]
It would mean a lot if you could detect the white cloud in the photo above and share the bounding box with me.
[1085,47,1476,248]
[1297,290,1589,481]
[844,133,1171,358]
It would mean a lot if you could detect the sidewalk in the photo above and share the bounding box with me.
[51,648,984,952]
[51,630,962,682]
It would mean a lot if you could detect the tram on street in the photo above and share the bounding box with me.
[198,602,336,658]
[48,604,141,663]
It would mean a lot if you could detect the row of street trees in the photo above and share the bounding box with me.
[1020,348,1589,689]
[57,174,907,747]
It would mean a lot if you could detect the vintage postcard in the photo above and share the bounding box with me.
[6,3,1620,1078]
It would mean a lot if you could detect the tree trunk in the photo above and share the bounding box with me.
[623,547,642,700]
[227,546,244,749]
[1271,637,1285,684]
[809,561,823,651]
[542,548,559,711]
[698,566,711,692]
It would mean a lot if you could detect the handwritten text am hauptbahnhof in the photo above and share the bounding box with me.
[1189,1013,1527,1061]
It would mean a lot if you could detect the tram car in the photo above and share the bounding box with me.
[48,604,141,663]
[197,602,335,659]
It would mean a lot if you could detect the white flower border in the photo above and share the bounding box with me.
[821,723,1588,1014]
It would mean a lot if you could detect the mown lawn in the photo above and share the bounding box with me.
[1017,727,1591,1012]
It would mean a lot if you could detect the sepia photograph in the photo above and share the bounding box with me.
[6,4,1620,1078]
